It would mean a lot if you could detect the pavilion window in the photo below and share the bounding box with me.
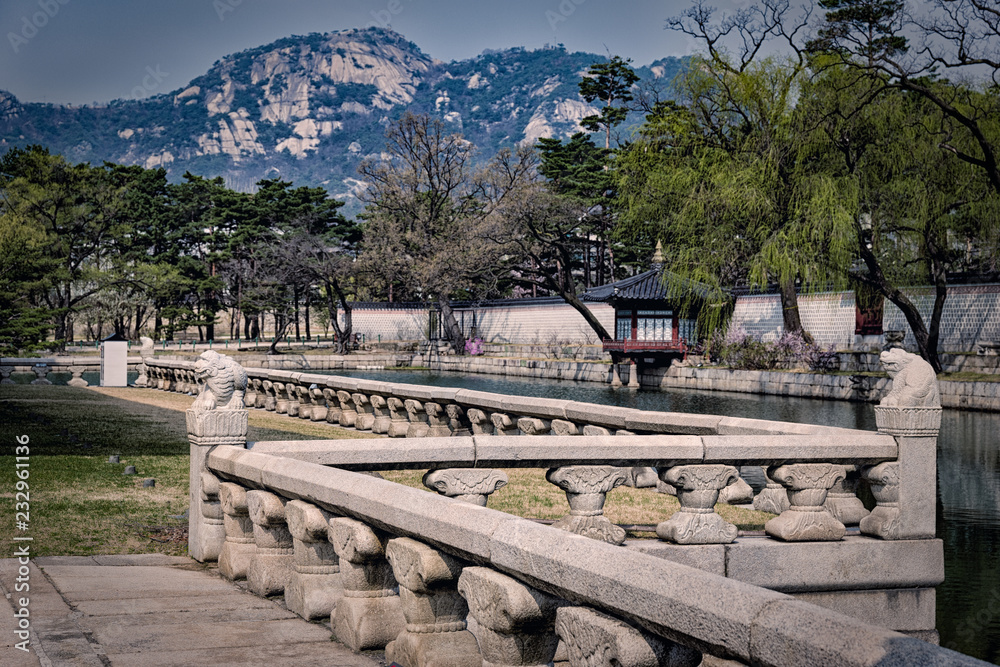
[637,310,672,341]
[616,310,632,340]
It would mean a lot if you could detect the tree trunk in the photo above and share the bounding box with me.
[305,293,311,341]
[438,294,466,354]
[778,277,813,343]
[293,286,301,341]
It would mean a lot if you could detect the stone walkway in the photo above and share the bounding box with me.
[1,554,381,667]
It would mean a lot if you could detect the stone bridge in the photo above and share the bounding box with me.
[137,356,985,666]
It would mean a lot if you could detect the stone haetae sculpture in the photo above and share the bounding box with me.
[191,350,248,411]
[134,336,156,387]
[878,348,940,408]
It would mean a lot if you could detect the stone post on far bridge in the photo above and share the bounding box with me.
[186,351,249,562]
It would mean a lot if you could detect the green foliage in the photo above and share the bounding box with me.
[578,56,640,149]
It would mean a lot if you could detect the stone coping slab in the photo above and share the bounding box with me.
[247,433,896,470]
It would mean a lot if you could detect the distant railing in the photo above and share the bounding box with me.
[602,338,687,355]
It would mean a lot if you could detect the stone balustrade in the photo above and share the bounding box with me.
[164,350,986,666]
[0,356,146,386]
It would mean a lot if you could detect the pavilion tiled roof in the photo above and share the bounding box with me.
[582,268,718,303]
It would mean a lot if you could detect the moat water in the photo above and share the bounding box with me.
[338,368,1000,663]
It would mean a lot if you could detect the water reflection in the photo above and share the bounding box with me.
[336,368,999,663]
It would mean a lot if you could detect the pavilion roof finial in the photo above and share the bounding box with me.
[652,240,664,269]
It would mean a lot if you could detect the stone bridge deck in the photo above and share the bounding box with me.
[1,554,378,667]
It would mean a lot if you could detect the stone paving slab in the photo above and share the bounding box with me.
[1,556,380,667]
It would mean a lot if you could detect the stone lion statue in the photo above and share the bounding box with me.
[191,351,248,411]
[879,348,940,408]
[139,336,155,357]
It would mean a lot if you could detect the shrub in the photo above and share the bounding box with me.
[709,329,839,371]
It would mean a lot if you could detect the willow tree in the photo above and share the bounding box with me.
[615,48,854,340]
[798,64,1000,371]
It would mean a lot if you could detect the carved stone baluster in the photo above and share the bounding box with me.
[459,567,564,667]
[552,419,581,436]
[384,537,481,667]
[295,384,313,420]
[764,463,847,542]
[491,412,519,436]
[198,471,226,559]
[285,383,300,417]
[445,404,472,436]
[285,500,343,620]
[860,462,900,539]
[425,402,452,436]
[328,517,405,651]
[546,466,630,545]
[243,378,258,408]
[386,397,410,437]
[423,469,508,507]
[371,395,392,434]
[467,408,494,435]
[262,381,277,411]
[246,490,294,596]
[518,417,551,435]
[337,390,358,427]
[555,607,701,667]
[219,482,255,581]
[309,386,328,421]
[752,466,791,515]
[656,465,739,545]
[823,465,870,526]
[717,475,755,505]
[273,382,289,413]
[582,425,611,436]
[67,366,89,387]
[404,399,430,437]
[323,388,343,424]
[352,393,375,431]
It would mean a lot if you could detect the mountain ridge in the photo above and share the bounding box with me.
[0,27,685,211]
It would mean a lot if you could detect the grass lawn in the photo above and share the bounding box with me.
[1,385,773,558]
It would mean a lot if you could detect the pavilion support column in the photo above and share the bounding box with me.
[627,359,640,389]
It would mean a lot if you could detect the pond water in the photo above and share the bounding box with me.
[337,368,1000,664]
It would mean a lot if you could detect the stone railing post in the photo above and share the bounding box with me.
[458,567,564,667]
[328,517,405,651]
[445,404,472,436]
[546,466,630,545]
[246,490,294,596]
[262,380,277,411]
[218,482,255,581]
[186,410,248,562]
[518,417,551,435]
[423,469,508,506]
[385,537,480,667]
[552,419,581,436]
[824,465,870,526]
[425,402,452,436]
[352,393,375,431]
[337,390,358,427]
[243,378,259,408]
[29,363,52,385]
[752,466,791,515]
[467,408,494,435]
[656,465,739,545]
[285,500,343,620]
[285,382,300,417]
[386,397,410,437]
[555,607,701,667]
[323,388,343,424]
[863,348,941,540]
[0,366,14,384]
[764,464,847,541]
[491,412,519,436]
[404,399,430,437]
[295,384,313,420]
[371,395,392,434]
[273,381,289,413]
[67,366,89,387]
[309,386,328,421]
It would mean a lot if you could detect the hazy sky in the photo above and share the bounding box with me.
[0,0,745,105]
